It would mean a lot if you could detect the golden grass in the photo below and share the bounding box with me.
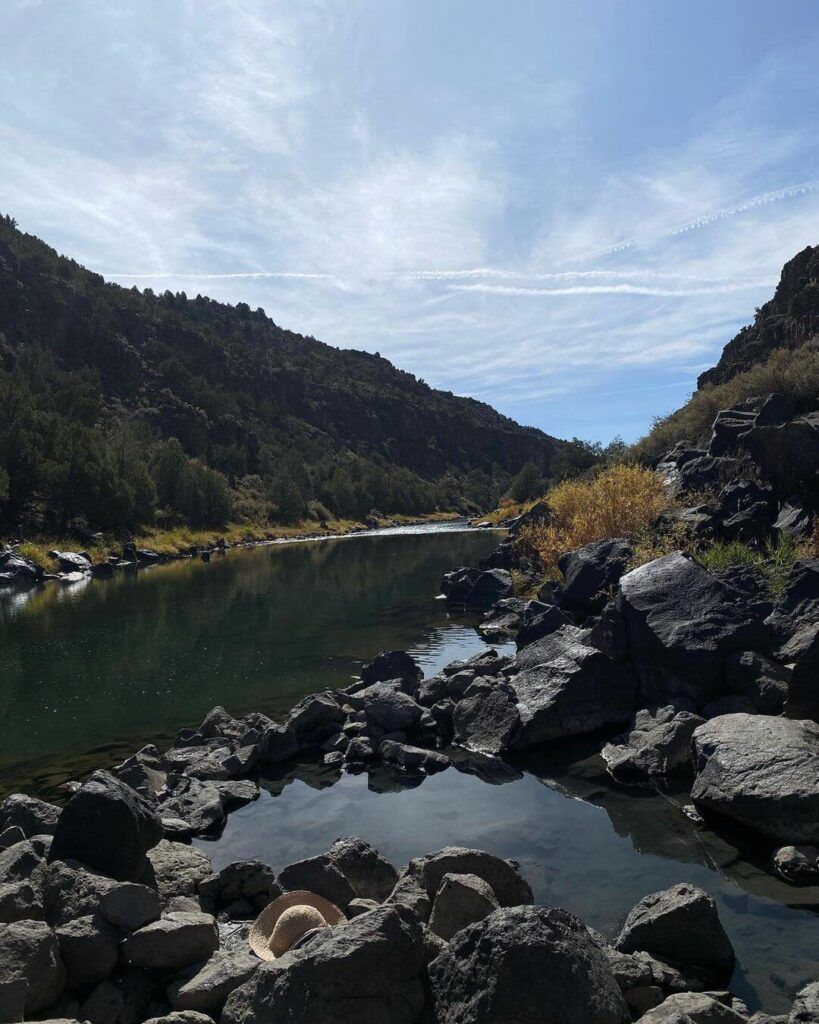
[514,464,671,578]
[633,342,819,460]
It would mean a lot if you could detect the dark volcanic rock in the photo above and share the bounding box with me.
[277,854,356,910]
[774,496,815,539]
[615,883,734,983]
[453,682,521,754]
[516,601,573,648]
[428,905,628,1024]
[787,627,819,720]
[198,861,279,915]
[325,837,398,902]
[0,918,67,1013]
[509,625,637,748]
[765,559,819,643]
[440,566,480,604]
[464,568,513,610]
[49,770,163,882]
[0,550,45,585]
[557,538,633,614]
[742,412,819,493]
[403,846,532,907]
[360,650,421,692]
[602,707,704,781]
[380,739,450,772]
[691,714,819,844]
[158,775,226,837]
[615,552,771,706]
[0,793,61,838]
[725,650,790,715]
[221,904,425,1024]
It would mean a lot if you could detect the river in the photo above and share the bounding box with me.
[0,523,816,1012]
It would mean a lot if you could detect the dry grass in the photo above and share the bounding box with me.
[514,464,671,577]
[633,342,819,460]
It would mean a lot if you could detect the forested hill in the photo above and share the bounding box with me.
[0,215,565,534]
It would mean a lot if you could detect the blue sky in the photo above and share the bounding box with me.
[2,1,818,443]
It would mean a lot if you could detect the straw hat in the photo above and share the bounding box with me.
[249,890,346,961]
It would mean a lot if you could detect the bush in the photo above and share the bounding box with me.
[633,342,819,460]
[514,464,670,576]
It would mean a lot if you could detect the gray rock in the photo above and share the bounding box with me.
[638,992,748,1022]
[743,411,819,492]
[80,978,124,1024]
[403,846,532,907]
[787,628,819,721]
[380,739,449,772]
[615,883,734,982]
[145,841,212,902]
[56,913,120,987]
[0,838,46,885]
[463,569,513,610]
[42,860,113,925]
[0,919,66,1013]
[692,714,819,844]
[429,905,628,1024]
[510,625,637,747]
[0,977,27,1023]
[383,875,432,922]
[616,553,770,705]
[602,707,704,780]
[167,949,259,1012]
[123,912,218,969]
[49,771,163,882]
[198,860,278,914]
[359,684,423,734]
[773,845,819,884]
[285,695,344,748]
[453,682,521,754]
[774,497,814,540]
[277,854,355,910]
[0,794,61,838]
[765,559,819,643]
[50,550,92,574]
[0,550,44,585]
[360,651,421,693]
[158,775,226,837]
[347,898,379,917]
[112,746,169,800]
[144,1013,214,1024]
[257,723,298,766]
[725,651,790,715]
[441,566,481,604]
[516,601,573,648]
[428,871,499,941]
[99,881,162,932]
[0,879,44,923]
[325,837,398,902]
[557,537,633,614]
[221,904,425,1024]
[790,981,819,1022]
[0,826,26,851]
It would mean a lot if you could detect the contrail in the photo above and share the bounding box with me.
[446,280,776,298]
[575,179,819,263]
[102,270,334,280]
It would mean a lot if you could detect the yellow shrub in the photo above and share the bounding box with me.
[515,464,670,577]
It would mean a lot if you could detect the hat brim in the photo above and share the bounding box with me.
[249,890,347,961]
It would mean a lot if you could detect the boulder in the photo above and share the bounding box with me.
[123,912,218,969]
[112,746,169,800]
[403,846,532,907]
[479,597,527,639]
[653,505,719,541]
[428,872,499,941]
[0,794,61,837]
[774,497,814,540]
[509,626,637,747]
[285,695,344,748]
[508,500,552,535]
[0,879,44,923]
[765,559,819,643]
[359,685,423,734]
[257,724,298,765]
[0,919,66,1013]
[158,775,226,837]
[464,569,513,610]
[428,905,628,1024]
[99,881,161,932]
[144,1013,214,1024]
[557,538,633,614]
[221,904,425,1024]
[56,913,120,987]
[198,861,278,915]
[49,771,163,882]
[0,550,44,585]
[786,628,819,721]
[790,981,819,1022]
[325,837,398,902]
[691,715,819,844]
[742,412,819,492]
[724,651,790,715]
[602,707,704,780]
[167,949,259,1012]
[0,826,26,851]
[0,977,27,1022]
[383,874,432,922]
[638,992,748,1023]
[360,651,421,692]
[453,683,521,754]
[49,551,92,574]
[380,740,449,772]
[440,566,481,604]
[277,854,356,910]
[772,845,819,884]
[615,883,734,983]
[516,601,573,648]
[0,838,46,885]
[145,841,212,902]
[616,553,771,705]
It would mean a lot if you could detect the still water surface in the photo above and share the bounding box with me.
[0,523,816,1012]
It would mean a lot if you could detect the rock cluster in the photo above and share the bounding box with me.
[1,791,814,1024]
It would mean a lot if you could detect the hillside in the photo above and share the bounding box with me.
[636,246,819,459]
[0,215,565,534]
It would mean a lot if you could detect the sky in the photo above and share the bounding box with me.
[2,1,819,443]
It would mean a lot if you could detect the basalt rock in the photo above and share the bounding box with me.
[167,949,259,1013]
[0,793,61,838]
[360,650,421,693]
[0,919,66,1014]
[277,854,356,911]
[0,550,45,585]
[198,861,279,915]
[325,837,398,902]
[787,628,819,720]
[145,841,212,903]
[428,905,628,1024]
[516,601,573,648]
[724,651,790,715]
[602,706,704,780]
[453,681,521,754]
[427,871,499,942]
[221,904,426,1024]
[464,569,513,611]
[49,771,163,883]
[380,739,450,773]
[765,559,819,643]
[691,714,819,844]
[638,992,748,1023]
[556,538,633,615]
[403,846,532,908]
[122,912,219,970]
